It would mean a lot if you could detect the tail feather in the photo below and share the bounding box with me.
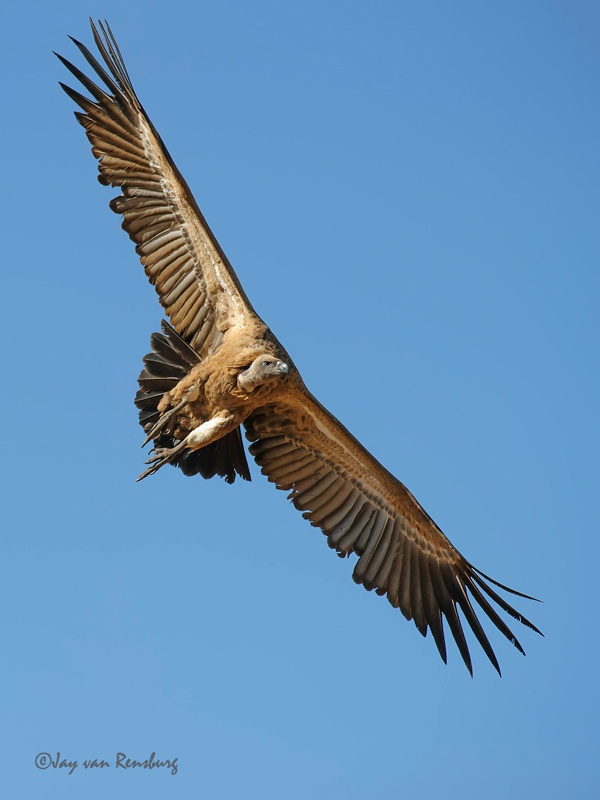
[135,320,251,483]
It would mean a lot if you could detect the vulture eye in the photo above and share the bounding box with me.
[262,360,272,367]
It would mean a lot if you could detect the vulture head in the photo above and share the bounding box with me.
[237,356,290,394]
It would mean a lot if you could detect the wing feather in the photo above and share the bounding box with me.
[334,504,375,555]
[352,508,380,554]
[246,390,541,674]
[309,485,355,526]
[421,560,447,663]
[268,453,318,484]
[353,510,387,581]
[295,471,339,506]
[320,490,362,532]
[396,538,413,621]
[58,20,260,356]
[360,516,395,587]
[409,545,428,635]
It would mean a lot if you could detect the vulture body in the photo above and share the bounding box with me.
[57,21,541,675]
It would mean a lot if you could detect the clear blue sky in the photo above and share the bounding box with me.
[2,1,598,797]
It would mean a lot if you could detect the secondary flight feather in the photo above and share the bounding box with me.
[57,20,541,675]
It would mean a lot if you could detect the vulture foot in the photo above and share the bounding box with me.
[141,400,187,447]
[137,439,189,481]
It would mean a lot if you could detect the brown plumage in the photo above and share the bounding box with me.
[57,20,542,675]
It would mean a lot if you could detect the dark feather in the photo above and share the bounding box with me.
[135,321,250,483]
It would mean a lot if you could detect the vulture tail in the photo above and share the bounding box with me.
[135,321,251,483]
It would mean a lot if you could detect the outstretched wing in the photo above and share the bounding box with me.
[245,390,541,675]
[57,20,257,356]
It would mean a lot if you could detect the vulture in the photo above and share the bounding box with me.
[57,20,541,676]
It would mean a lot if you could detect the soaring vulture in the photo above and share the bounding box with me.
[57,20,541,675]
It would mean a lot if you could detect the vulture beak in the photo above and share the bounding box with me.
[277,361,290,375]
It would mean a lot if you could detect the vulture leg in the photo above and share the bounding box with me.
[141,399,188,447]
[137,410,237,481]
[185,410,237,449]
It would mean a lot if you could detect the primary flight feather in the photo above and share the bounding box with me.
[57,20,541,675]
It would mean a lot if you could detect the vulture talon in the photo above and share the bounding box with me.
[137,440,189,481]
[141,400,187,447]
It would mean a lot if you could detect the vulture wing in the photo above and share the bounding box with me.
[246,390,542,676]
[56,20,257,357]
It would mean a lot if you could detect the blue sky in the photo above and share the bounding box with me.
[2,1,599,797]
